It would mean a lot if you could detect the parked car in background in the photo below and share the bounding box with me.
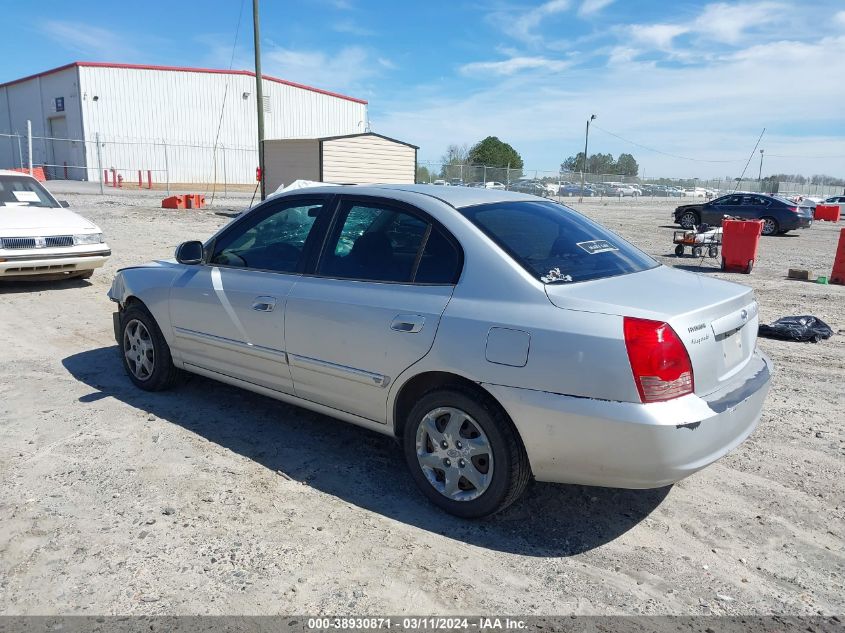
[674,192,814,235]
[820,195,845,218]
[0,170,110,280]
[508,180,550,197]
[616,184,640,197]
[558,184,595,197]
[484,181,506,190]
[432,179,449,186]
[109,184,772,518]
[450,179,464,187]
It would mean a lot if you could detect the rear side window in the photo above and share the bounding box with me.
[460,201,657,284]
[318,200,461,284]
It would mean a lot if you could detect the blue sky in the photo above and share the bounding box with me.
[2,0,844,178]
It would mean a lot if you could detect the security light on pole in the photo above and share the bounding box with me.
[579,114,596,203]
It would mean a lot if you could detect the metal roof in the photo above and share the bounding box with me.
[0,62,368,105]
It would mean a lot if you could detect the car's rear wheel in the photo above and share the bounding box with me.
[120,304,180,391]
[403,388,530,518]
[678,211,699,229]
[761,217,779,236]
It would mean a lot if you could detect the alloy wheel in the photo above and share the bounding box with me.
[123,319,155,381]
[415,407,494,502]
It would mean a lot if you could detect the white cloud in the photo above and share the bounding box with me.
[578,0,615,17]
[836,10,845,26]
[692,2,785,44]
[332,19,375,36]
[497,0,571,42]
[629,23,689,50]
[459,56,571,76]
[41,21,141,59]
[374,34,845,178]
[264,45,387,93]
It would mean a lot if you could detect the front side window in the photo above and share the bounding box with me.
[318,201,460,284]
[210,200,325,273]
[460,200,657,284]
[0,175,58,209]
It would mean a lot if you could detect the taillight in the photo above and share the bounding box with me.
[623,317,694,403]
[787,206,798,213]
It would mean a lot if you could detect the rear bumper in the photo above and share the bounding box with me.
[0,249,110,277]
[483,350,772,489]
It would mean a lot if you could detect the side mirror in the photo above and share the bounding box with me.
[59,200,70,208]
[175,240,204,265]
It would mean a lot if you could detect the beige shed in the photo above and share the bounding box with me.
[263,132,418,192]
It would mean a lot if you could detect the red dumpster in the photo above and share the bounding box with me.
[721,218,763,274]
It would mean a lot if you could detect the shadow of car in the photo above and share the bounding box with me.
[61,345,671,555]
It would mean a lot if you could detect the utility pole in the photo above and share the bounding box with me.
[253,0,266,200]
[758,148,764,184]
[579,114,596,202]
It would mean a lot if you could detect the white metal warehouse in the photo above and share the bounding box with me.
[0,62,368,184]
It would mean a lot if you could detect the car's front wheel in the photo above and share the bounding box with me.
[120,304,180,391]
[678,210,699,229]
[403,388,530,518]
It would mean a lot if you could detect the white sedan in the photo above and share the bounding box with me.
[0,170,110,280]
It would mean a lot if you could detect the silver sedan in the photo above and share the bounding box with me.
[109,185,772,518]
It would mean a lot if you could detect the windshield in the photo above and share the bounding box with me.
[0,175,59,208]
[460,200,658,284]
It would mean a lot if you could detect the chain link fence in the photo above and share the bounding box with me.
[416,161,844,200]
[0,131,259,194]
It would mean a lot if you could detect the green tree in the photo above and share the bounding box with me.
[587,152,616,175]
[468,137,524,170]
[416,165,433,183]
[439,143,470,178]
[562,152,585,173]
[616,153,639,177]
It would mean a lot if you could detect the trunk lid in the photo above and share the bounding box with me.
[545,265,758,397]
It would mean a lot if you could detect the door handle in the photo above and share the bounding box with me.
[251,296,277,312]
[391,314,425,334]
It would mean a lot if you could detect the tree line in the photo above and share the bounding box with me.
[561,152,639,177]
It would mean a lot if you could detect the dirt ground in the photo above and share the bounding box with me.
[0,189,842,616]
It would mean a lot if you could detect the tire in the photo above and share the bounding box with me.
[708,246,719,258]
[120,303,180,391]
[403,388,530,519]
[745,259,754,274]
[761,217,779,236]
[678,211,699,229]
[674,244,685,257]
[692,246,704,258]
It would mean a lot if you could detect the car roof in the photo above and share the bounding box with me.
[270,183,542,209]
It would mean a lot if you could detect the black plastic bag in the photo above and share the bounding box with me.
[758,315,834,343]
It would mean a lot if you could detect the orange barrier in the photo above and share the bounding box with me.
[814,205,840,222]
[10,167,46,181]
[184,194,206,209]
[830,228,845,286]
[721,218,764,274]
[161,195,187,209]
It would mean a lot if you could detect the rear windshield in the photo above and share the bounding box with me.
[0,175,58,208]
[460,200,658,284]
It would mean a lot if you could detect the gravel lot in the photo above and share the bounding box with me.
[1,189,843,616]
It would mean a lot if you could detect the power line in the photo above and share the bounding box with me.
[592,125,747,164]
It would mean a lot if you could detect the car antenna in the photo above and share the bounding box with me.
[733,128,766,193]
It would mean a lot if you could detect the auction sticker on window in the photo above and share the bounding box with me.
[577,239,618,254]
